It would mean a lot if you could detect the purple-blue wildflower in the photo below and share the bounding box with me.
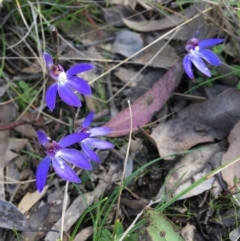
[43,52,94,111]
[76,111,114,163]
[183,35,224,79]
[36,131,92,192]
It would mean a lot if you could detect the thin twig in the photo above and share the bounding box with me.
[50,25,59,62]
[0,120,35,131]
[118,196,163,241]
[15,0,31,32]
[7,20,35,49]
[60,181,69,240]
[115,100,133,222]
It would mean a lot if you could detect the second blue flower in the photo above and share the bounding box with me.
[43,52,94,111]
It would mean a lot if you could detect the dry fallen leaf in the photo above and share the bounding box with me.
[151,89,240,159]
[229,227,240,241]
[114,67,144,87]
[111,0,137,9]
[0,132,10,201]
[4,138,28,166]
[74,226,94,241]
[134,39,180,68]
[21,202,50,241]
[0,200,33,231]
[0,84,9,97]
[126,69,166,102]
[156,143,225,200]
[221,120,240,188]
[21,59,42,74]
[112,30,143,58]
[181,223,196,241]
[0,103,28,200]
[204,84,230,99]
[47,189,69,223]
[6,160,20,196]
[104,61,183,137]
[0,104,15,201]
[217,59,239,87]
[18,186,48,214]
[59,23,112,46]
[122,5,196,32]
[65,46,103,62]
[103,5,135,27]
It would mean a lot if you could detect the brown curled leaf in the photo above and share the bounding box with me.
[104,61,183,137]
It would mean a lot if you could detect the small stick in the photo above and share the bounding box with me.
[60,180,69,240]
[0,120,34,131]
[50,25,59,63]
[115,100,133,222]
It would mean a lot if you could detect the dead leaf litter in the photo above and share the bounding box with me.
[0,1,240,240]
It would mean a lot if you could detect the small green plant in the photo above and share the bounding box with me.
[195,68,218,88]
[213,44,225,55]
[231,65,240,78]
[230,65,240,89]
[99,220,138,241]
[16,80,38,110]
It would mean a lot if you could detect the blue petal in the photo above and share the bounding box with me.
[81,142,100,163]
[198,39,224,49]
[198,49,221,66]
[85,138,115,149]
[66,63,95,76]
[67,77,92,95]
[190,53,211,77]
[82,111,94,128]
[58,133,90,148]
[36,155,51,192]
[58,84,81,107]
[52,157,80,183]
[43,52,53,70]
[183,54,194,79]
[37,131,49,146]
[89,127,112,137]
[59,149,92,170]
[46,83,58,111]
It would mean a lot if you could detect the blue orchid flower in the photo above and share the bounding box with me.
[76,111,114,163]
[36,131,92,192]
[43,52,94,111]
[183,35,224,79]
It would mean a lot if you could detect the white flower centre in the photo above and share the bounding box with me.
[55,150,65,169]
[58,72,67,85]
[190,46,199,54]
[59,160,65,170]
